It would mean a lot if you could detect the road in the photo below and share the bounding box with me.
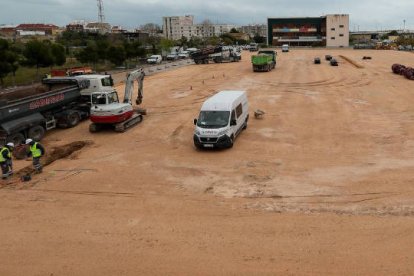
[1,49,414,275]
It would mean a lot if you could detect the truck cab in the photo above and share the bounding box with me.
[75,74,115,102]
[282,44,289,52]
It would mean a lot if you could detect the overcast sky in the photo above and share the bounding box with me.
[1,0,413,31]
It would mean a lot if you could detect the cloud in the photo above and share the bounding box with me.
[1,0,413,30]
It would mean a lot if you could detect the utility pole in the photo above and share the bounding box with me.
[403,19,406,32]
[97,0,105,23]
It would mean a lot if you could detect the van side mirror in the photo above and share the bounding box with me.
[193,119,197,125]
[230,119,237,126]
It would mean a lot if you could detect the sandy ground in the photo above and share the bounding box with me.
[1,49,414,275]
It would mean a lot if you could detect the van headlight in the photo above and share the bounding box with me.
[195,130,201,136]
[218,130,227,136]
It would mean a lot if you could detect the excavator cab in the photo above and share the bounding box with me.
[91,92,119,105]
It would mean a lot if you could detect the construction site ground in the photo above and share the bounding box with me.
[1,49,414,275]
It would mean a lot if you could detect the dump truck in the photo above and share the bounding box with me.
[191,46,240,64]
[251,50,276,72]
[0,77,94,145]
[191,46,222,64]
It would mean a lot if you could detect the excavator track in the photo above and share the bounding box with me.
[114,112,143,132]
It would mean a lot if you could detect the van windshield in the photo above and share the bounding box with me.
[197,111,230,128]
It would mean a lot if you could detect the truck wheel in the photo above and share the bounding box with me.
[67,112,80,127]
[28,125,45,141]
[6,133,25,145]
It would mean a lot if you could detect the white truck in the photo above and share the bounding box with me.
[282,44,289,52]
[193,90,249,149]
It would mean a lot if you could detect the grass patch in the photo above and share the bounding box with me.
[1,58,146,88]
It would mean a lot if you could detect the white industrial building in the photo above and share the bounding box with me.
[162,15,237,40]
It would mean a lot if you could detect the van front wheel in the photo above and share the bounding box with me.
[228,135,234,148]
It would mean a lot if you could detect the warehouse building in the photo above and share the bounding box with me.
[267,14,349,47]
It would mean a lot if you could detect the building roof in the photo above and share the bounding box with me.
[17,23,59,29]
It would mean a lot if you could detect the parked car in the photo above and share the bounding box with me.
[147,55,162,64]
[166,53,179,61]
[330,59,338,66]
[178,51,189,59]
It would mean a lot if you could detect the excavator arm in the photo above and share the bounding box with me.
[123,68,145,105]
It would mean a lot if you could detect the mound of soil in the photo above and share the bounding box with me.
[16,140,93,177]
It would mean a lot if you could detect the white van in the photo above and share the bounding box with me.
[147,55,162,64]
[193,90,249,149]
[282,44,289,52]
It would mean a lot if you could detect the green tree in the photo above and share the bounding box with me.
[0,39,12,87]
[146,36,161,54]
[107,46,126,66]
[23,40,54,78]
[230,28,239,33]
[51,43,66,66]
[253,34,266,44]
[160,38,174,52]
[188,37,203,48]
[96,39,110,61]
[176,36,188,47]
[76,42,99,69]
[388,30,399,36]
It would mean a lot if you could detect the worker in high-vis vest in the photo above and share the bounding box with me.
[26,139,45,173]
[1,142,14,180]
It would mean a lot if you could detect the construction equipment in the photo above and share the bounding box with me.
[251,50,276,72]
[89,68,146,132]
[191,46,241,64]
[191,46,222,64]
[0,78,91,146]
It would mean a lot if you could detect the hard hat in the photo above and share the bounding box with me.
[25,138,33,144]
[6,142,14,148]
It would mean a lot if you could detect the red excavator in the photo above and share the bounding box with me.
[89,68,146,132]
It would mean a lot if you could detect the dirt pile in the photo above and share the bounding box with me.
[339,55,364,68]
[16,140,92,177]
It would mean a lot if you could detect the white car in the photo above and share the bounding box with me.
[178,51,189,59]
[166,53,179,61]
[147,55,162,64]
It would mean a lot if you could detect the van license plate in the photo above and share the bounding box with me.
[203,144,214,148]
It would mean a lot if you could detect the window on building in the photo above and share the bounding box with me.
[339,25,344,28]
[331,37,336,40]
[331,28,335,31]
[339,34,344,37]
